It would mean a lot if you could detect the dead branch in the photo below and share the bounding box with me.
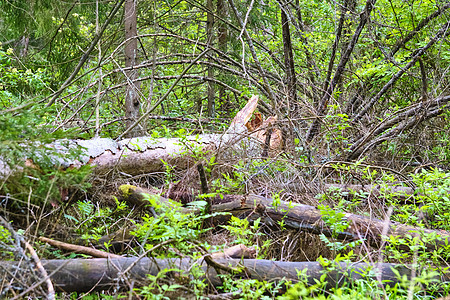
[107,186,450,254]
[346,96,450,160]
[0,216,53,299]
[21,241,55,300]
[39,237,122,259]
[211,194,450,252]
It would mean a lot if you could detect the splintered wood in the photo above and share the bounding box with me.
[229,94,283,156]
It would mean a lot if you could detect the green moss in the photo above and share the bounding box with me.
[119,184,137,199]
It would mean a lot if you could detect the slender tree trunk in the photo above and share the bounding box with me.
[217,0,228,114]
[306,0,376,143]
[206,0,215,117]
[280,5,297,113]
[124,0,141,137]
[95,0,102,137]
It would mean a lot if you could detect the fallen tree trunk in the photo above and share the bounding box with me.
[0,257,422,293]
[0,95,282,179]
[103,186,450,253]
[215,194,450,251]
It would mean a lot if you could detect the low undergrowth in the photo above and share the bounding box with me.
[2,152,450,299]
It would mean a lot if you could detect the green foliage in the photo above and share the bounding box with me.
[131,194,212,253]
[0,38,91,208]
[221,216,262,247]
[0,107,92,207]
[130,193,225,297]
[378,168,450,231]
[0,46,50,106]
[137,268,185,300]
[220,276,284,300]
[65,199,118,243]
[0,225,14,260]
[278,280,325,300]
[412,169,450,229]
[1,0,450,298]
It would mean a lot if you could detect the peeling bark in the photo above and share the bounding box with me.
[1,96,281,179]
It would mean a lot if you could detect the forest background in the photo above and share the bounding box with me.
[1,0,450,299]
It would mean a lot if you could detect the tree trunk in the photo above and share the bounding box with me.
[0,257,421,293]
[306,0,376,143]
[281,5,297,112]
[1,96,282,179]
[124,0,141,137]
[206,0,215,118]
[217,0,228,113]
[110,186,450,254]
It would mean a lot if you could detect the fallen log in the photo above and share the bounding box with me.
[324,183,416,197]
[0,257,422,293]
[0,95,282,179]
[324,183,450,203]
[214,194,450,252]
[103,186,450,253]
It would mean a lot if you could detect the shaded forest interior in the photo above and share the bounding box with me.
[1,0,450,299]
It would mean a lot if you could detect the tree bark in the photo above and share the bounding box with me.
[212,194,450,252]
[280,5,298,112]
[217,0,228,112]
[206,0,215,117]
[124,0,141,137]
[351,20,450,123]
[0,257,423,293]
[1,96,281,179]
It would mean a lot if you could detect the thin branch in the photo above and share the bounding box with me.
[39,237,122,259]
[321,0,350,100]
[22,241,55,300]
[346,95,450,160]
[352,20,450,122]
[227,0,277,107]
[306,0,377,142]
[389,2,450,57]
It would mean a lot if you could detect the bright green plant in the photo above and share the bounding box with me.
[0,225,14,260]
[65,198,127,244]
[130,193,223,296]
[221,216,260,246]
[137,268,185,300]
[0,108,92,207]
[220,276,283,300]
[131,193,215,252]
[411,169,450,229]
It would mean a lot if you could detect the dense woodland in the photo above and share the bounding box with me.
[1,0,450,299]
